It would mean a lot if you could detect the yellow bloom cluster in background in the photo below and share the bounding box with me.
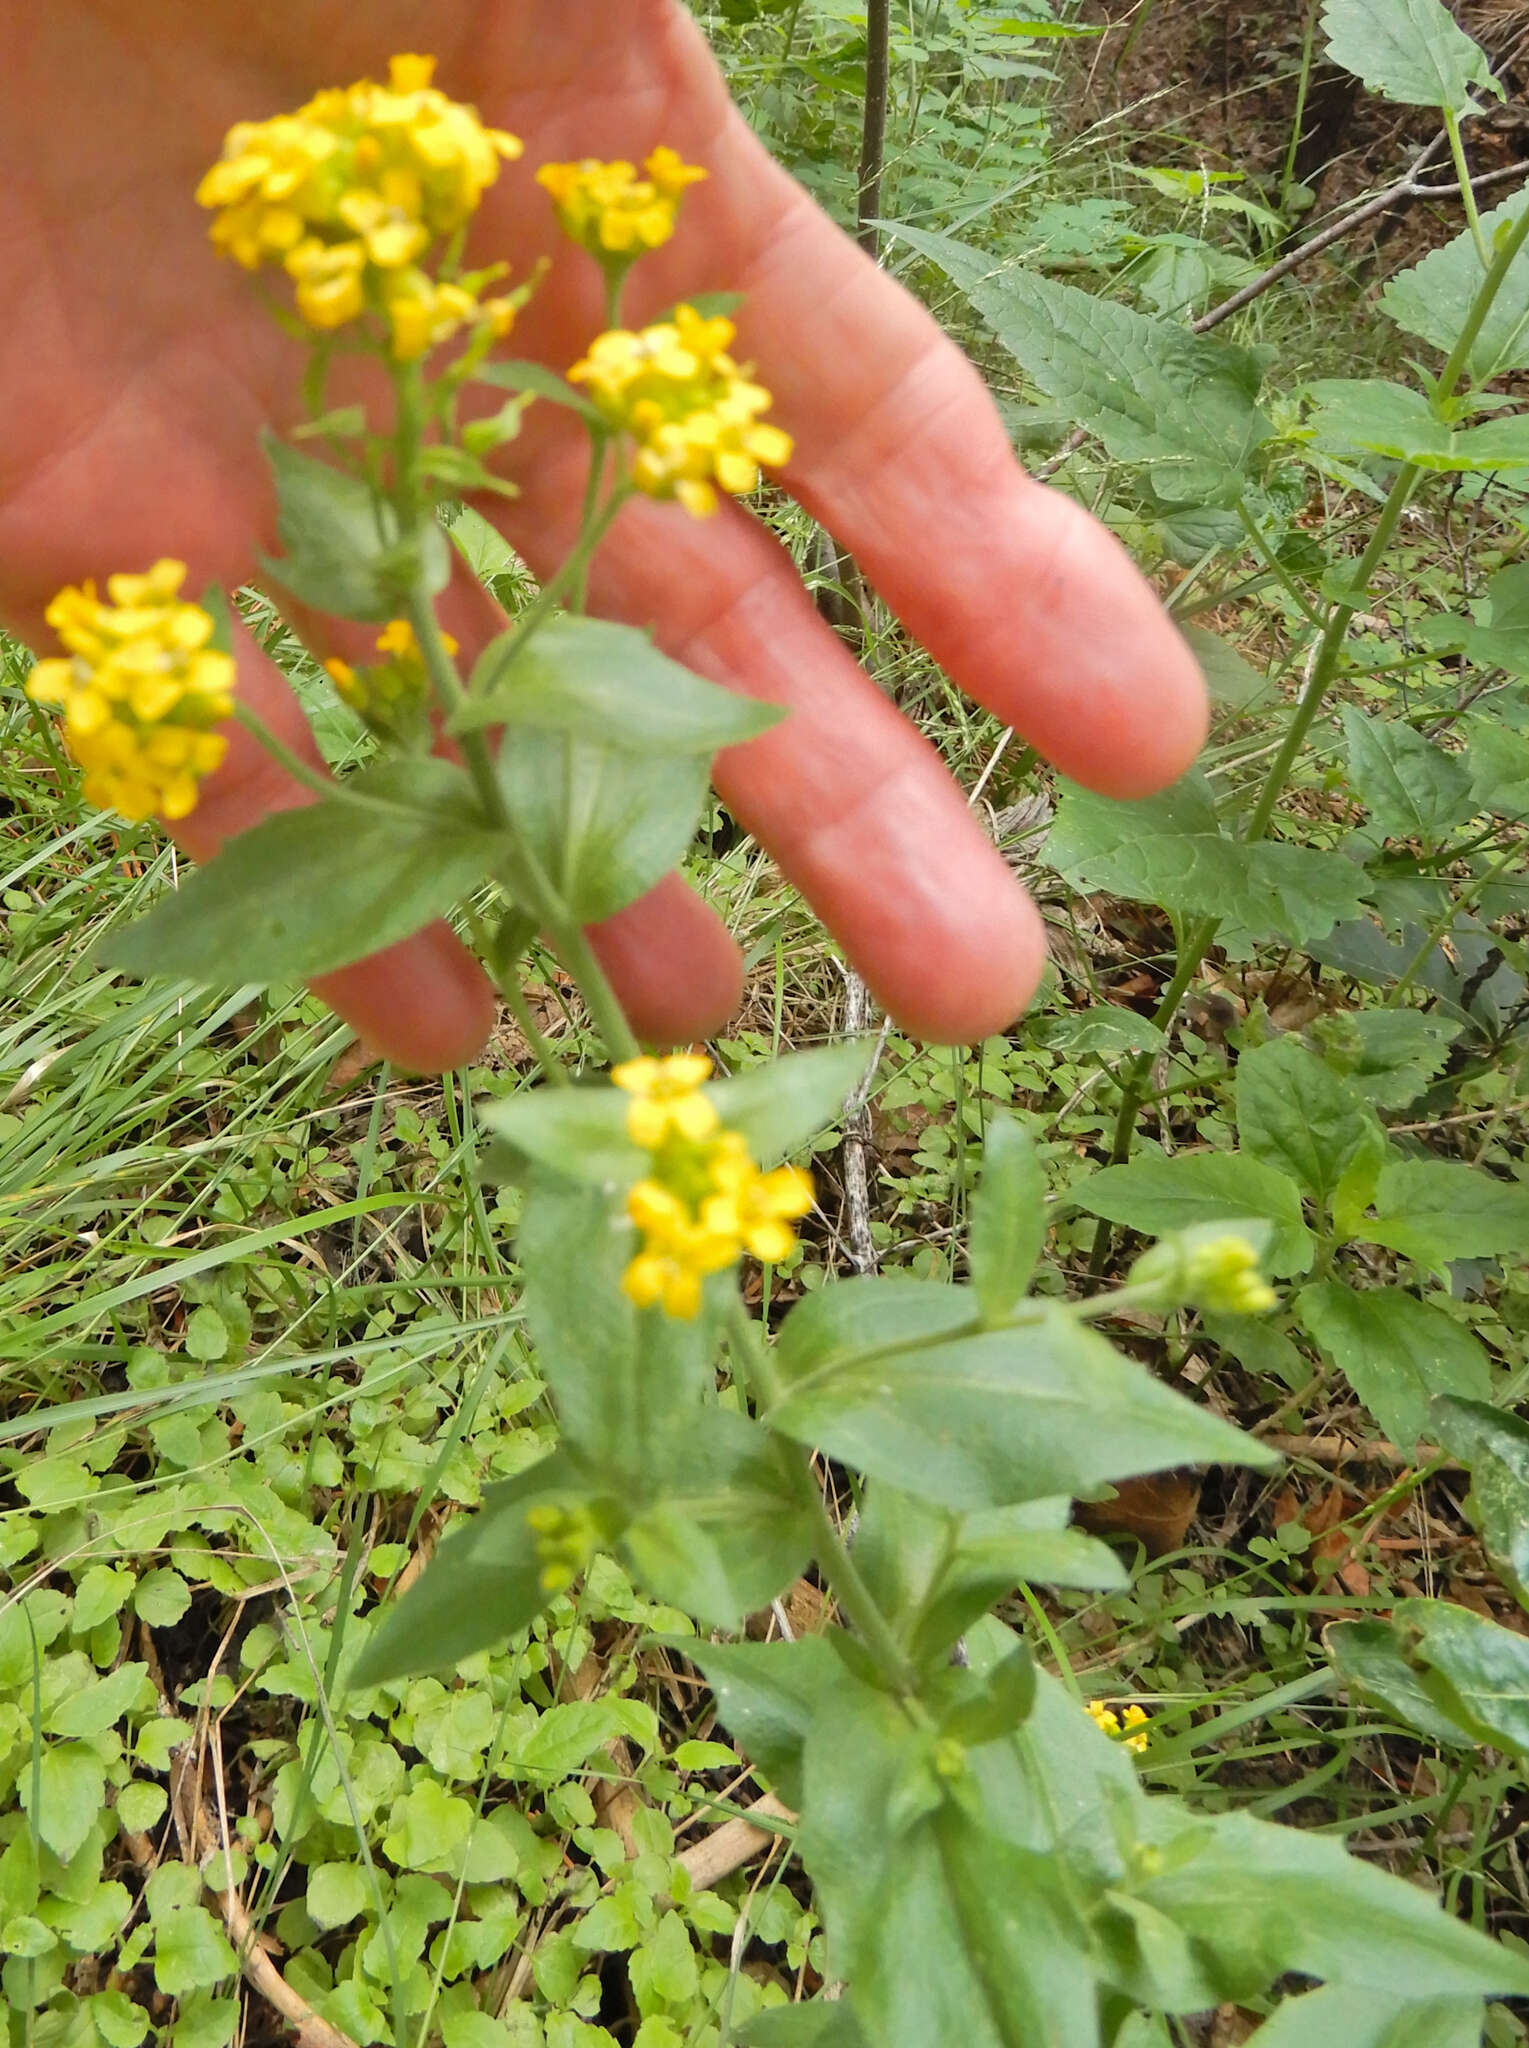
[325,617,455,738]
[1087,1700,1151,1755]
[571,305,792,518]
[1129,1231,1278,1317]
[614,1054,814,1318]
[26,561,234,823]
[536,148,706,260]
[196,54,523,359]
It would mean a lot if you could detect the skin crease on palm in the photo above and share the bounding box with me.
[0,0,1208,1071]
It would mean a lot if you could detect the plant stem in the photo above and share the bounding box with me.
[482,488,630,682]
[798,1459,917,1695]
[1385,840,1523,1008]
[1279,0,1321,218]
[1445,109,1491,270]
[857,0,892,256]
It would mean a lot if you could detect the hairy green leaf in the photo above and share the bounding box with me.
[768,1305,1271,1511]
[1365,1156,1529,1269]
[260,433,449,619]
[1341,706,1474,844]
[1328,1617,1481,1746]
[678,1636,843,1809]
[1073,1152,1313,1275]
[1433,1396,1529,1600]
[1236,1037,1381,1211]
[457,614,786,752]
[968,1114,1046,1323]
[1306,379,1529,471]
[1245,1985,1487,2048]
[1467,713,1529,816]
[1394,1596,1529,1755]
[1295,1282,1490,1446]
[104,760,502,986]
[1319,0,1498,111]
[1383,190,1529,381]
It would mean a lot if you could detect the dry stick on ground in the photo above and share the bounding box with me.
[676,1790,797,1892]
[1034,144,1528,482]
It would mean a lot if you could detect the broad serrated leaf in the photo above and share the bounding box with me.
[1328,1616,1482,1746]
[1421,562,1529,678]
[260,433,450,620]
[1295,1282,1491,1446]
[1319,0,1499,112]
[20,1743,105,1863]
[767,1303,1271,1512]
[1316,1008,1460,1110]
[1383,190,1529,381]
[1365,1156,1529,1269]
[1072,1152,1314,1275]
[1433,1396,1529,1600]
[104,760,502,986]
[956,270,1270,505]
[1341,705,1474,844]
[968,1114,1046,1323]
[1244,1984,1487,2048]
[1236,1036,1381,1210]
[455,614,785,753]
[497,729,711,923]
[1467,713,1529,815]
[1306,379,1529,471]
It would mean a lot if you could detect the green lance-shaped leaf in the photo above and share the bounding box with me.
[480,1040,870,1190]
[472,357,606,423]
[455,614,786,754]
[1340,705,1475,847]
[1235,1036,1384,1213]
[1111,1801,1529,2008]
[351,1450,595,1685]
[1384,191,1529,385]
[1305,380,1529,472]
[1328,1616,1483,1747]
[1072,1152,1314,1276]
[619,1409,814,1631]
[103,760,505,987]
[967,1114,1047,1324]
[1319,0,1500,112]
[1244,1984,1488,2048]
[260,432,451,621]
[1295,1282,1491,1448]
[1391,1595,1529,1757]
[497,728,711,923]
[1433,1395,1529,1602]
[938,266,1270,506]
[767,1294,1272,1512]
[676,1635,845,1809]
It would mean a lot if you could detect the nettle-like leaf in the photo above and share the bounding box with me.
[1315,1008,1460,1111]
[924,263,1270,506]
[1319,0,1500,112]
[1467,713,1529,817]
[105,760,504,987]
[1295,1281,1491,1447]
[1046,775,1368,950]
[1305,380,1529,472]
[767,1286,1270,1511]
[1434,1396,1529,1601]
[1072,1152,1314,1275]
[1340,706,1474,846]
[1390,1596,1529,1756]
[457,614,786,755]
[1235,1037,1382,1212]
[1364,1155,1529,1270]
[1328,1616,1482,1747]
[261,433,450,620]
[1419,561,1529,676]
[1383,190,1529,383]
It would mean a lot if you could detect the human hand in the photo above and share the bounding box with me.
[0,1,1205,1068]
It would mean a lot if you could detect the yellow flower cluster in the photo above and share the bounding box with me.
[536,148,706,260]
[325,617,454,738]
[1087,1700,1151,1756]
[1129,1230,1277,1317]
[196,54,523,359]
[570,306,792,518]
[526,1501,603,1595]
[26,560,234,823]
[615,1054,814,1319]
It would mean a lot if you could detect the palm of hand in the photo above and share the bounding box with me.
[0,1,1206,1066]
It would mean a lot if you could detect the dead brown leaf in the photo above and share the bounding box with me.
[1075,1472,1201,1557]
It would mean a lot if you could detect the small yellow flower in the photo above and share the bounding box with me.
[615,1056,814,1317]
[325,617,455,736]
[569,305,791,518]
[526,1500,602,1594]
[27,561,234,823]
[1087,1699,1150,1756]
[1128,1229,1277,1317]
[197,54,522,348]
[536,147,706,260]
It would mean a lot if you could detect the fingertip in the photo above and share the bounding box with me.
[863,865,1049,1045]
[1079,619,1212,800]
[587,873,745,1047]
[310,922,497,1073]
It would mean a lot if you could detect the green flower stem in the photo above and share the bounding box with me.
[1384,838,1524,1008]
[464,908,571,1087]
[1088,203,1529,1271]
[797,1458,918,1696]
[478,484,631,682]
[550,918,642,1064]
[725,1291,787,1410]
[233,702,346,805]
